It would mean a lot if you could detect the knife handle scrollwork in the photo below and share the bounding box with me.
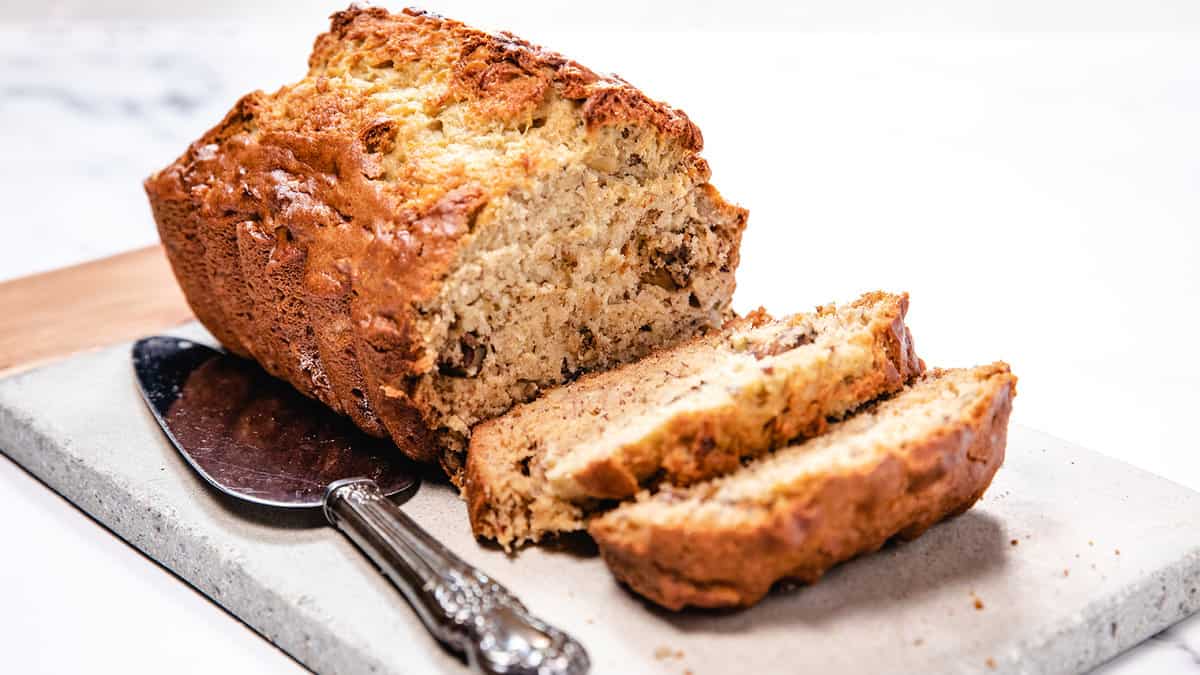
[324,478,589,675]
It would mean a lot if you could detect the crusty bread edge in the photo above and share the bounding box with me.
[145,98,258,359]
[588,364,1016,610]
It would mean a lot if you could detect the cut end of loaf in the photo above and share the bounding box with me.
[409,129,745,477]
[588,362,1017,610]
[465,291,924,549]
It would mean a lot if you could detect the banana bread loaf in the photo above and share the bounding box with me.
[144,6,746,477]
[589,363,1016,610]
[466,291,925,549]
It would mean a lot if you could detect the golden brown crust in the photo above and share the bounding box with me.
[235,220,309,390]
[464,442,492,534]
[146,95,260,359]
[588,364,1016,610]
[144,5,724,465]
[315,7,703,151]
[147,165,242,355]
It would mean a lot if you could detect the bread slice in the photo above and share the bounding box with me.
[465,291,924,549]
[588,363,1016,610]
[144,6,746,477]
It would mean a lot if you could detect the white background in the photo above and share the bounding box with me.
[1,1,1198,672]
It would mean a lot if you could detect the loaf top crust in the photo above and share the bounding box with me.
[147,4,707,259]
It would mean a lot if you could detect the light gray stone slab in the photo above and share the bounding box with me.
[1,325,1197,675]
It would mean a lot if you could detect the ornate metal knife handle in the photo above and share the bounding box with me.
[324,478,589,675]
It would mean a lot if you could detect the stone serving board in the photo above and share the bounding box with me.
[1,324,1198,675]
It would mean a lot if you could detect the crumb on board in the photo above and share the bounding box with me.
[914,638,925,646]
[1010,539,1019,546]
[986,656,997,669]
[1089,540,1095,546]
[1064,569,1071,577]
[1115,549,1121,556]
[653,646,684,661]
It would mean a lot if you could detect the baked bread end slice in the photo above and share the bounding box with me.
[588,363,1016,610]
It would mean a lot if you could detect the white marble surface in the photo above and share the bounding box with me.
[1,2,1198,673]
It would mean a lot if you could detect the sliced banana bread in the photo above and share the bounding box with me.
[589,363,1016,610]
[144,6,746,477]
[466,291,924,549]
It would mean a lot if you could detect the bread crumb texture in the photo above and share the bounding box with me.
[145,6,746,477]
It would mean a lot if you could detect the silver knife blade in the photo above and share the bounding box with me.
[132,336,416,508]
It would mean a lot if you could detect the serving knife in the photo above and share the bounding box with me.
[132,335,588,675]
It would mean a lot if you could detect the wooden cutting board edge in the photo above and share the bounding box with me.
[0,246,194,379]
